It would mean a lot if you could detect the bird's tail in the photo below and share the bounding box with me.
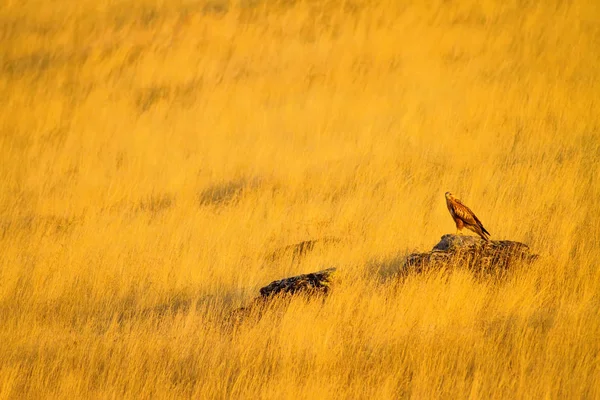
[476,225,490,242]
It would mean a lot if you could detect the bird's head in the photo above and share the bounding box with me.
[445,192,453,199]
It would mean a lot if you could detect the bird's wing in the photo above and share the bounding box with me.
[451,200,479,226]
[472,223,490,241]
[474,214,490,235]
[454,199,490,235]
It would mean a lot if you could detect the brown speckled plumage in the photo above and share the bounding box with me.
[445,192,490,241]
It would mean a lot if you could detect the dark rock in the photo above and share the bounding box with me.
[229,268,336,324]
[230,235,538,322]
[404,234,538,275]
[259,267,337,298]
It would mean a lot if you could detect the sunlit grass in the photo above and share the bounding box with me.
[0,0,599,398]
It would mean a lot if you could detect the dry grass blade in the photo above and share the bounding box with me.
[0,0,599,398]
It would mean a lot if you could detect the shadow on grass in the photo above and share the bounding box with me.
[198,177,263,207]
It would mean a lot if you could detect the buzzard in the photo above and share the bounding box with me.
[445,192,490,241]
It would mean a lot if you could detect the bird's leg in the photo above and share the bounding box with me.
[455,220,464,236]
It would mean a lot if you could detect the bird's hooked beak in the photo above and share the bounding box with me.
[445,192,452,199]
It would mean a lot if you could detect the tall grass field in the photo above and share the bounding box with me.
[1,0,599,398]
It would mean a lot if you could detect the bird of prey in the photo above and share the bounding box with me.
[445,192,490,241]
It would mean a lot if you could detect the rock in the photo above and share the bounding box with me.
[230,235,538,322]
[404,234,538,275]
[259,267,337,298]
[228,268,336,324]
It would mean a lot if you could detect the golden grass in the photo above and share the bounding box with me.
[1,0,599,398]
